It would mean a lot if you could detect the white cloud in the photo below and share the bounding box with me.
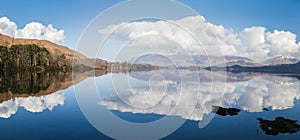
[0,17,65,43]
[266,30,299,57]
[99,16,239,56]
[240,27,269,60]
[240,27,300,59]
[0,17,17,36]
[100,16,300,60]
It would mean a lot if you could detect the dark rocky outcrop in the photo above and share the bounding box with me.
[257,117,300,135]
[212,106,241,116]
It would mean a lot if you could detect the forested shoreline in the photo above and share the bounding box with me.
[0,44,70,71]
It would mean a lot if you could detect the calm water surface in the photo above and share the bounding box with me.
[0,69,299,140]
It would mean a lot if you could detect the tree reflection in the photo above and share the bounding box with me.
[0,69,109,104]
[0,71,66,94]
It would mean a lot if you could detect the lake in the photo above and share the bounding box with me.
[0,69,299,140]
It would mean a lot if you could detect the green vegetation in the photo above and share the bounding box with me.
[0,44,70,71]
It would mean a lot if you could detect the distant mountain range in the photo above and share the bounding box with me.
[226,61,300,74]
[263,56,299,65]
[129,53,300,75]
[130,53,299,68]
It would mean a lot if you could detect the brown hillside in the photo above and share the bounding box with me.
[0,33,86,60]
[0,33,108,68]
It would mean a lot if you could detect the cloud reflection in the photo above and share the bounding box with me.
[99,70,300,121]
[0,92,65,119]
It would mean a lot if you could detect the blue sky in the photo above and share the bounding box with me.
[1,0,300,51]
[183,0,300,32]
[0,0,122,48]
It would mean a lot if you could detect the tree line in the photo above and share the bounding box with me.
[0,44,69,71]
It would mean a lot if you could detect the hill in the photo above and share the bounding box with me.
[0,33,108,71]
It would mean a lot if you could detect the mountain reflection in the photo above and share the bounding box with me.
[99,69,300,121]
